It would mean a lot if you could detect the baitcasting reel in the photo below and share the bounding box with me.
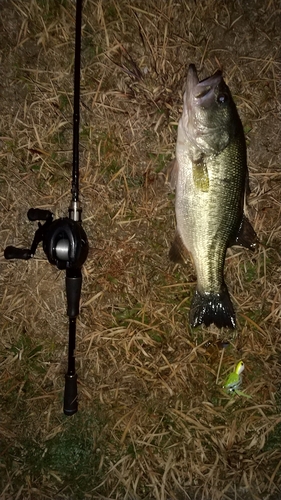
[4,204,89,415]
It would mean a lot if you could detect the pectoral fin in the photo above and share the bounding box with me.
[169,230,189,264]
[192,160,209,192]
[230,215,258,250]
[168,159,179,189]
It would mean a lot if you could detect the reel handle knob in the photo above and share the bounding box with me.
[28,208,53,221]
[4,246,32,260]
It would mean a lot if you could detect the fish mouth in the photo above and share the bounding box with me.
[187,64,222,106]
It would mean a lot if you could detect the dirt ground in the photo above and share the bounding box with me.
[0,0,281,499]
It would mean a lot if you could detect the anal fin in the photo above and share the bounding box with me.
[169,230,189,264]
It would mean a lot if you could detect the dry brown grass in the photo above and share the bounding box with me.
[0,0,281,499]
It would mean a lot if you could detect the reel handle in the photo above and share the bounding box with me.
[4,246,32,260]
[28,208,52,221]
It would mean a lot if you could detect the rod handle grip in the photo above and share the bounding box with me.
[4,246,32,260]
[66,272,82,318]
[63,373,78,416]
[27,208,52,221]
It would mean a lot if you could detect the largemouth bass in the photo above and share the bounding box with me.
[170,64,257,329]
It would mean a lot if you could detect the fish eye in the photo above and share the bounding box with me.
[217,93,228,104]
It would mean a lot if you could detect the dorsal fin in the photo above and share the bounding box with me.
[229,215,258,250]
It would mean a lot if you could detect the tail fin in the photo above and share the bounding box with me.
[189,285,236,329]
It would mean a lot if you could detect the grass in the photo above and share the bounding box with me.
[2,410,108,499]
[0,0,281,499]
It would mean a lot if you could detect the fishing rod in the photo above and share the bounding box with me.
[4,0,88,416]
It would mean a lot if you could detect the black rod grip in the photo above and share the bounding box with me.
[64,373,78,416]
[66,271,82,318]
[27,208,52,221]
[4,246,32,260]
